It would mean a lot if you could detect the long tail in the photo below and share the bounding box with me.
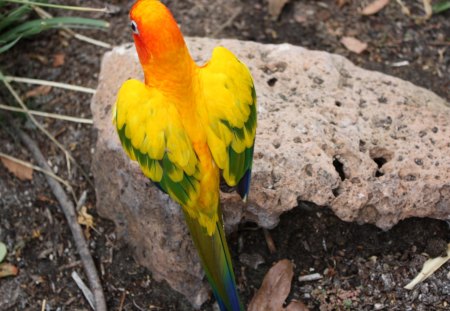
[182,207,243,311]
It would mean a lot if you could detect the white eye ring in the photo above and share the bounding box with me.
[130,20,139,35]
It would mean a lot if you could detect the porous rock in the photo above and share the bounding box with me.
[91,38,450,306]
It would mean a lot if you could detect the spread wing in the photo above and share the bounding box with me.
[199,47,257,200]
[114,79,201,208]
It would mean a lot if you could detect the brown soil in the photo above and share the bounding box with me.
[0,0,449,310]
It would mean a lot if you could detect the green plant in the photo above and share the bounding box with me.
[432,0,450,14]
[0,0,109,53]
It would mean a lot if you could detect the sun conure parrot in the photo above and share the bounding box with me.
[113,1,256,310]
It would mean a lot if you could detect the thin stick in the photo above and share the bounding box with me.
[3,76,96,94]
[4,0,109,12]
[212,7,242,37]
[0,152,76,201]
[73,33,112,49]
[263,228,277,254]
[12,126,107,311]
[72,271,95,309]
[118,291,127,311]
[33,6,112,49]
[0,70,93,188]
[0,104,93,124]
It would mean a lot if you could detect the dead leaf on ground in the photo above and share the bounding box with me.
[1,156,33,181]
[361,0,390,15]
[340,36,368,54]
[285,300,309,311]
[53,53,65,67]
[0,263,19,278]
[268,0,290,19]
[77,206,95,238]
[336,0,349,8]
[25,85,52,98]
[249,259,309,311]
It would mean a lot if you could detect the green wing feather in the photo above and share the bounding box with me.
[199,47,257,199]
[114,79,201,207]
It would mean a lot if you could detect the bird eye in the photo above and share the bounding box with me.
[130,20,139,35]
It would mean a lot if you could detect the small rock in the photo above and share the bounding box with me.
[381,273,395,292]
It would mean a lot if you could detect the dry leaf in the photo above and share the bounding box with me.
[249,259,307,311]
[340,36,368,54]
[336,0,349,8]
[268,0,290,19]
[28,54,48,65]
[1,156,33,181]
[53,53,65,67]
[361,0,390,15]
[0,263,19,278]
[285,300,309,311]
[77,206,95,238]
[25,85,52,98]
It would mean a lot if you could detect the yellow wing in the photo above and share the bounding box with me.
[199,47,257,198]
[114,79,201,208]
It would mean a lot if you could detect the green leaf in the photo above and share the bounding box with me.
[0,35,22,53]
[0,5,33,32]
[0,17,109,44]
[0,242,7,263]
[432,1,450,13]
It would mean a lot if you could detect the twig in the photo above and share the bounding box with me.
[72,271,95,309]
[41,299,46,311]
[212,7,242,37]
[0,152,76,201]
[132,300,146,311]
[263,228,277,254]
[3,76,96,94]
[33,6,112,49]
[0,70,94,188]
[298,273,323,282]
[76,190,89,211]
[0,104,93,124]
[12,126,107,311]
[118,291,126,311]
[404,243,450,290]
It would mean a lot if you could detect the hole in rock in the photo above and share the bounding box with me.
[369,148,393,178]
[332,186,342,197]
[267,77,277,87]
[373,157,387,177]
[335,101,342,107]
[333,158,346,181]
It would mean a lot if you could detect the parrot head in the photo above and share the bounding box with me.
[129,0,186,66]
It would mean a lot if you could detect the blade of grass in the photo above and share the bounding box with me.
[3,76,96,94]
[0,17,109,44]
[0,36,21,53]
[0,104,94,124]
[0,4,32,32]
[33,6,111,49]
[3,0,108,12]
[433,1,450,13]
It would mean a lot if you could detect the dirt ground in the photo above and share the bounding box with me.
[0,0,449,310]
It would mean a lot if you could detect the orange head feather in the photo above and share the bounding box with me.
[130,0,186,66]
